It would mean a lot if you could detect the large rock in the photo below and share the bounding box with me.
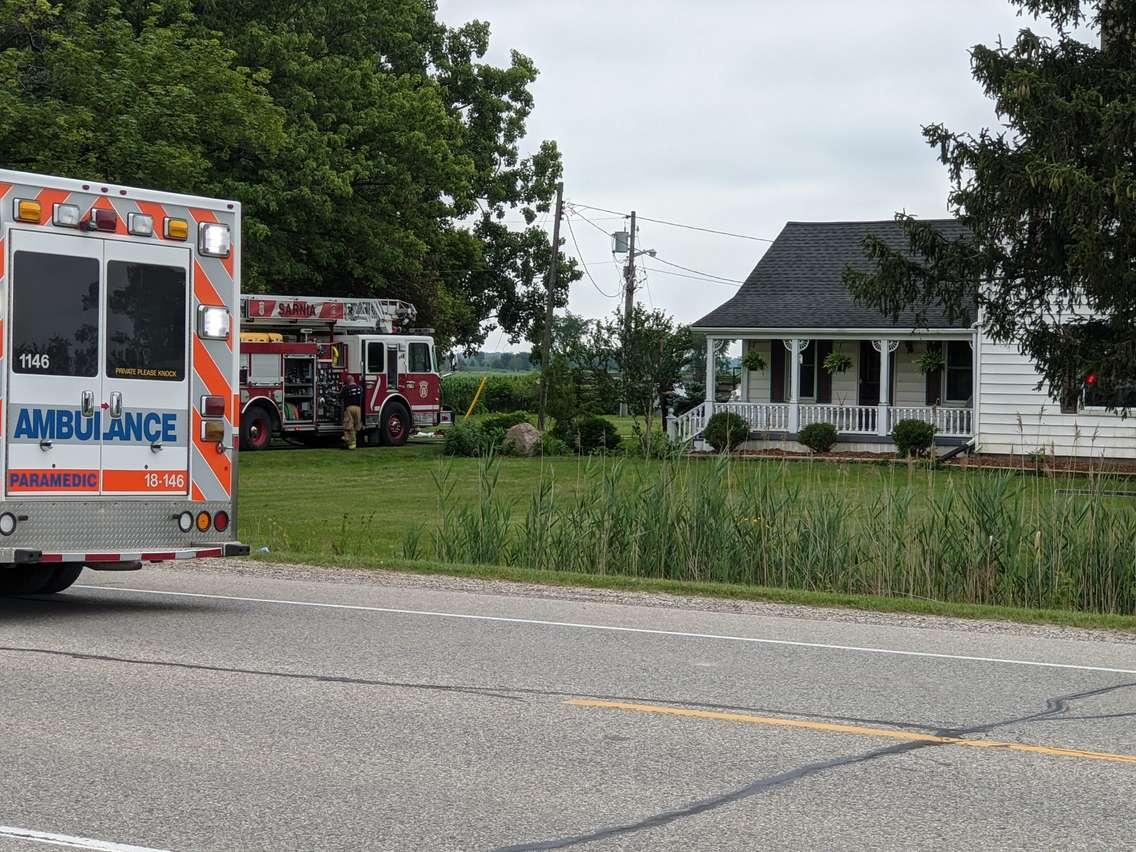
[503,422,542,456]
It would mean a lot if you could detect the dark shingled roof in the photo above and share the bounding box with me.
[692,219,971,330]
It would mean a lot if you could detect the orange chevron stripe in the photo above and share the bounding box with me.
[192,409,232,496]
[191,482,205,502]
[193,336,233,421]
[0,183,11,200]
[193,260,232,351]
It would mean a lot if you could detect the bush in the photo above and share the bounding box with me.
[443,421,488,457]
[799,422,839,454]
[556,415,622,454]
[892,418,937,457]
[537,433,571,456]
[481,411,532,432]
[703,411,750,453]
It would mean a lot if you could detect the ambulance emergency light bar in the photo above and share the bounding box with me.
[11,197,229,257]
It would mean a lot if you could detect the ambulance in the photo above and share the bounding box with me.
[0,169,248,595]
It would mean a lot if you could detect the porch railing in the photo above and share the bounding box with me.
[887,406,974,438]
[798,404,877,435]
[670,401,974,445]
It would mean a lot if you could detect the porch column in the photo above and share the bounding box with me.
[789,338,801,433]
[876,338,894,436]
[704,336,716,414]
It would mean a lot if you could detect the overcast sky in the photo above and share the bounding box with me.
[435,0,1068,350]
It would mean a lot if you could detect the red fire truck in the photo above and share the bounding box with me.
[238,294,451,450]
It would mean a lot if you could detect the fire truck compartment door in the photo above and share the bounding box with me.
[99,240,191,496]
[6,231,105,496]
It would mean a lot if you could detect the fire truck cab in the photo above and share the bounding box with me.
[0,169,248,595]
[238,295,450,450]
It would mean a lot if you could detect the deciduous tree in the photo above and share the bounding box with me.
[844,0,1136,408]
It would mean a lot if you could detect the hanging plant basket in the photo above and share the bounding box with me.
[822,351,852,374]
[742,350,767,372]
[916,350,945,374]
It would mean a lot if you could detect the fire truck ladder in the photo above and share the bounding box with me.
[240,294,418,333]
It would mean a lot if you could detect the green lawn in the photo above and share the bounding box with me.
[236,441,1091,563]
[235,443,1136,630]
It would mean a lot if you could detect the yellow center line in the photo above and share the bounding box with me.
[567,699,1136,766]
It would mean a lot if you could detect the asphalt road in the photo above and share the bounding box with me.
[1,564,1135,851]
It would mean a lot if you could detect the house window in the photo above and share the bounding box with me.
[944,341,973,403]
[1083,377,1136,410]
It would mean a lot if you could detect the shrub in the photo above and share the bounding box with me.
[481,411,532,432]
[892,419,937,457]
[703,411,749,453]
[557,415,622,454]
[537,433,571,456]
[442,421,486,457]
[799,422,839,453]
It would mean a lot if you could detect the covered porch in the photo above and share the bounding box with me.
[674,331,976,449]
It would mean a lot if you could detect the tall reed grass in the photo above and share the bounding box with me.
[408,454,1136,615]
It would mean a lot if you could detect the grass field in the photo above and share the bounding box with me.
[236,439,1109,563]
[235,441,1136,628]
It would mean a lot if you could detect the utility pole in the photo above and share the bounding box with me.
[538,181,564,431]
[620,211,636,416]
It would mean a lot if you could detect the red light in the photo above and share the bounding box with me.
[213,511,230,533]
[1086,374,1097,386]
[88,209,118,232]
[201,395,226,417]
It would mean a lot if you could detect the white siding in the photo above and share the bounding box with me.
[741,339,771,403]
[893,345,924,408]
[977,331,1136,457]
[829,341,859,405]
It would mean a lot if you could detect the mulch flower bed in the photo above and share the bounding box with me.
[689,448,1136,475]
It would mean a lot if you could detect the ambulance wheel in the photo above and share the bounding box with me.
[381,402,411,447]
[0,564,54,596]
[241,405,274,451]
[37,565,84,594]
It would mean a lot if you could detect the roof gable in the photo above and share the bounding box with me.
[692,219,971,331]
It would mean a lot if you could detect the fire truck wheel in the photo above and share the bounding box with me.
[36,565,84,594]
[381,402,411,447]
[241,405,275,451]
[0,564,55,595]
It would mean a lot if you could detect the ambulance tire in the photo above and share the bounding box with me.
[36,565,84,595]
[380,402,411,447]
[0,564,54,596]
[241,404,275,452]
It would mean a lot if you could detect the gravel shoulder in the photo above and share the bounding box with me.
[180,557,1136,647]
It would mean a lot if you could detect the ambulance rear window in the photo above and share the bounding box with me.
[11,251,99,377]
[106,261,187,381]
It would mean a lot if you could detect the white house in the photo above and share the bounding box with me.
[684,219,1136,459]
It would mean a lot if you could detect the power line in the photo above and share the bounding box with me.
[641,264,744,288]
[651,255,746,284]
[566,213,617,299]
[565,206,614,239]
[568,201,775,243]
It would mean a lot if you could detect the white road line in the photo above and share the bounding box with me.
[76,584,1136,676]
[0,825,167,851]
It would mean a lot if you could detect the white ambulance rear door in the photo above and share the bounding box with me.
[6,230,103,496]
[99,239,191,496]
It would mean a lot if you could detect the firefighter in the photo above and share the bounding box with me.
[341,374,364,449]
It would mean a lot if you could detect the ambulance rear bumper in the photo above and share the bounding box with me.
[9,542,250,565]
